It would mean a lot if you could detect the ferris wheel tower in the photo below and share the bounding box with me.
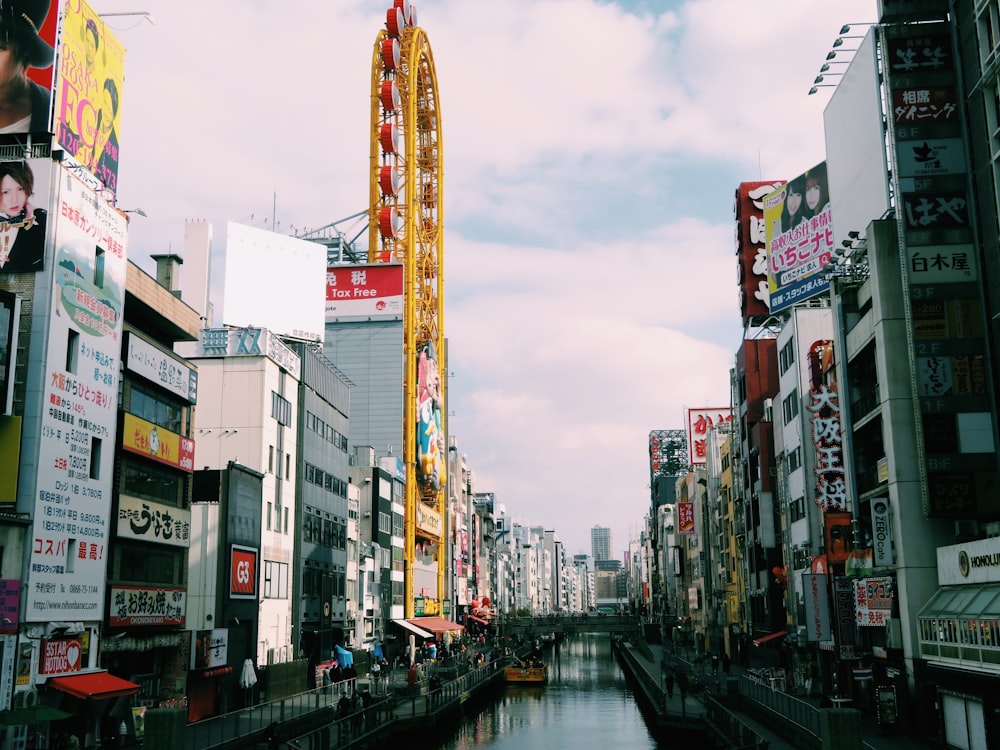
[368,1,446,619]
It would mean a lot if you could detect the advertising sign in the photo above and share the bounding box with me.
[735,182,782,323]
[833,576,857,658]
[870,498,895,567]
[855,576,893,627]
[121,413,195,472]
[416,502,442,538]
[326,263,404,320]
[0,579,20,633]
[802,573,831,642]
[55,0,127,193]
[191,628,228,670]
[0,158,52,275]
[808,375,847,511]
[0,290,20,415]
[764,162,834,312]
[677,502,695,534]
[125,332,198,403]
[937,536,1000,585]
[28,163,127,621]
[417,341,444,489]
[686,407,731,466]
[230,545,257,599]
[7,0,57,133]
[110,585,186,627]
[824,511,853,565]
[885,21,998,518]
[117,495,190,548]
[40,637,84,675]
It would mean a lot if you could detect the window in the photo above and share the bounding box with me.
[269,446,274,474]
[128,382,184,434]
[779,339,796,375]
[263,560,289,599]
[121,457,186,506]
[66,329,79,373]
[789,497,806,522]
[89,437,101,480]
[94,246,105,288]
[271,391,291,426]
[787,447,801,474]
[266,502,272,530]
[782,390,799,425]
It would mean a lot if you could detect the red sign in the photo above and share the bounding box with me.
[678,502,695,534]
[736,181,783,323]
[230,546,257,598]
[686,408,732,466]
[40,638,83,675]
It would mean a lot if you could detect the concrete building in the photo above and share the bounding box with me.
[591,525,615,563]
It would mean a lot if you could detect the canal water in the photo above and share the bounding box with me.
[434,634,664,750]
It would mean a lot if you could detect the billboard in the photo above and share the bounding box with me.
[55,0,127,193]
[325,263,404,320]
[0,289,18,414]
[417,340,444,489]
[735,181,782,324]
[0,0,58,133]
[686,407,731,466]
[764,162,834,312]
[27,162,127,620]
[223,222,326,339]
[0,159,52,274]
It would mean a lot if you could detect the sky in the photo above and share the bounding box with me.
[93,0,879,559]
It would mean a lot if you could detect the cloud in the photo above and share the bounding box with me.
[102,0,877,555]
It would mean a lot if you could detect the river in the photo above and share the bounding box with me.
[432,633,664,750]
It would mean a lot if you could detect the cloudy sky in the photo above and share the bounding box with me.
[95,0,877,558]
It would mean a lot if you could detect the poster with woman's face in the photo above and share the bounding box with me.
[416,341,444,489]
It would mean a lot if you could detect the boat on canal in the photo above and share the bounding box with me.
[504,659,548,684]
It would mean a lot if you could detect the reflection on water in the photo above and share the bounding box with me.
[436,634,661,750]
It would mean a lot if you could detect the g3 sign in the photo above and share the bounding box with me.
[231,545,258,599]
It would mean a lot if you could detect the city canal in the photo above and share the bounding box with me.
[425,633,665,750]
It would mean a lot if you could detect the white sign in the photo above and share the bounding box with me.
[29,165,127,621]
[802,573,831,642]
[117,495,191,548]
[125,333,198,403]
[937,536,1000,585]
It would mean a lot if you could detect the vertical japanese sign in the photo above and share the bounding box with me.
[884,22,999,517]
[807,341,846,512]
[686,407,732,466]
[28,163,127,620]
[802,573,831,642]
[736,181,782,324]
[677,502,695,534]
[763,162,835,312]
[55,0,127,194]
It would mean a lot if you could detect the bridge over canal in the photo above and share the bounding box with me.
[502,614,641,637]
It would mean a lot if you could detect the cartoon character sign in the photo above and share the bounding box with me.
[417,341,444,489]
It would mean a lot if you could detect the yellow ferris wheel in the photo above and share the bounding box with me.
[368,1,446,619]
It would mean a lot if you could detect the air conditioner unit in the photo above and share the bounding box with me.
[13,688,38,709]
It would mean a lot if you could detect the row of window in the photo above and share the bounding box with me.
[303,509,347,550]
[304,462,348,497]
[272,391,292,427]
[782,389,799,425]
[301,566,347,598]
[305,410,349,452]
[779,338,796,375]
[920,616,1000,650]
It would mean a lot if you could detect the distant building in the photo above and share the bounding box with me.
[591,525,615,563]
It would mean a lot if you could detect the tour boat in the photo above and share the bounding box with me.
[504,662,548,684]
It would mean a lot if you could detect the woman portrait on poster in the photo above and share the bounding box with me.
[804,162,830,217]
[0,160,46,273]
[0,0,54,133]
[777,174,808,235]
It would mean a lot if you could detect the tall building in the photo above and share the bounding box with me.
[591,525,615,563]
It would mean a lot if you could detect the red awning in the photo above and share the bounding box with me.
[752,630,788,647]
[408,616,464,636]
[48,672,140,701]
[468,615,489,625]
[201,666,233,678]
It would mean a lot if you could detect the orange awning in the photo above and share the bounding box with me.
[48,672,140,701]
[752,630,788,647]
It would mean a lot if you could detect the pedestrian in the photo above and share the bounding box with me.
[665,671,675,698]
[722,652,731,674]
[677,670,689,701]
